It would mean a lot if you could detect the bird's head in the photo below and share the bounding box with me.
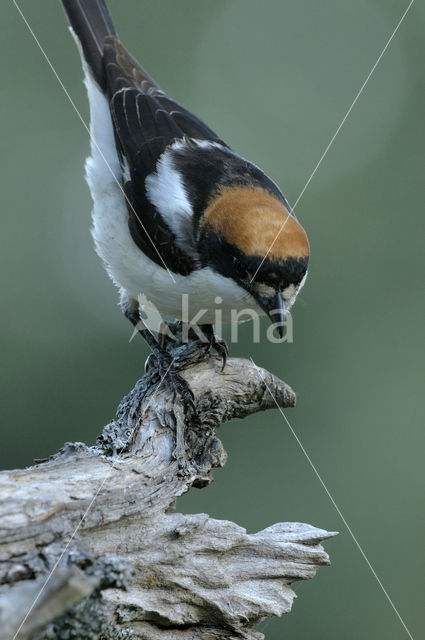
[198,185,309,335]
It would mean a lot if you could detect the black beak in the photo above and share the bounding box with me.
[254,291,285,338]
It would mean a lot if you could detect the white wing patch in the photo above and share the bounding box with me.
[145,150,195,255]
[71,27,258,324]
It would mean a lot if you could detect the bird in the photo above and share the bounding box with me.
[61,0,309,407]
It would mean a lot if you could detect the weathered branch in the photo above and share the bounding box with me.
[0,339,336,640]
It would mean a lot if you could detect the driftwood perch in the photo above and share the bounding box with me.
[0,335,336,639]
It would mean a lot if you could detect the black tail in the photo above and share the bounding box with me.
[61,0,116,90]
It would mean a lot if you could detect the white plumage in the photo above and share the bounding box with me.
[82,60,261,324]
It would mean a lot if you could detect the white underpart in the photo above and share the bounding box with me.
[80,58,259,324]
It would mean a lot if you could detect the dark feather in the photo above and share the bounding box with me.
[102,35,224,274]
[63,2,272,277]
[61,0,116,90]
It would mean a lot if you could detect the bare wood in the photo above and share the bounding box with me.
[0,348,336,640]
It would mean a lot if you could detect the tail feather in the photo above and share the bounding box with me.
[61,0,116,89]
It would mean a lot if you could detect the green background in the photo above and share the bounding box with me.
[1,1,424,638]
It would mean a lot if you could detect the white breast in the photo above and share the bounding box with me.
[82,68,261,324]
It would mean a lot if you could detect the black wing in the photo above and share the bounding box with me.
[103,36,227,274]
[62,1,224,274]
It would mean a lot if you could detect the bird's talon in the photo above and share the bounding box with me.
[144,353,158,373]
[211,337,229,371]
[156,360,197,419]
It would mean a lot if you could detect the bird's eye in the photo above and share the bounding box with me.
[234,259,248,280]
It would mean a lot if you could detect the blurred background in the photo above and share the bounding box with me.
[1,1,424,638]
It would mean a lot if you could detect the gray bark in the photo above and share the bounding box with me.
[0,339,336,640]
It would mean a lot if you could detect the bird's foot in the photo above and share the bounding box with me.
[152,351,196,418]
[200,324,229,371]
[209,335,228,371]
[145,323,228,373]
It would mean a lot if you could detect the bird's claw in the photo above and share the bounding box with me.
[144,352,157,372]
[210,337,229,371]
[155,353,197,418]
